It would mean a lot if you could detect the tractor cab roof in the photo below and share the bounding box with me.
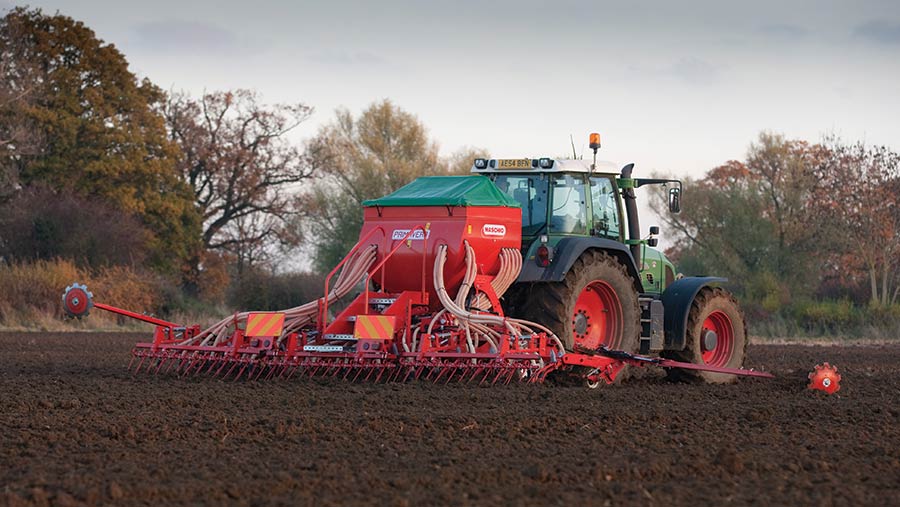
[470,158,620,175]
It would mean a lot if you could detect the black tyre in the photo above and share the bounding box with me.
[665,287,747,384]
[519,250,640,383]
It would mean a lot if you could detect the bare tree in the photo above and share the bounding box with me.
[165,89,314,271]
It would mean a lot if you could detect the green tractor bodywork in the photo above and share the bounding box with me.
[471,156,747,381]
[473,159,676,294]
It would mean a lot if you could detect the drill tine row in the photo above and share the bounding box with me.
[128,346,547,385]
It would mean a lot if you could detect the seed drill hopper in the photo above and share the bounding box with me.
[63,175,771,385]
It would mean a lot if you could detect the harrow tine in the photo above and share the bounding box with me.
[214,357,232,378]
[235,362,250,381]
[177,353,196,376]
[432,367,448,383]
[153,356,168,375]
[129,354,140,374]
[444,365,462,384]
[183,356,204,377]
[224,360,240,379]
[203,355,221,376]
[478,367,494,385]
[393,365,404,382]
[133,356,147,375]
[245,363,257,380]
[165,353,184,375]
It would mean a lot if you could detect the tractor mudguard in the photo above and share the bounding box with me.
[517,237,642,290]
[661,276,727,351]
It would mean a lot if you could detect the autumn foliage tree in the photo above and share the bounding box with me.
[0,8,200,270]
[302,99,481,272]
[164,90,314,274]
[815,141,900,306]
[656,131,900,333]
[652,133,829,310]
[0,7,41,204]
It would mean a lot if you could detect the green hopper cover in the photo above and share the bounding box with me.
[362,175,520,208]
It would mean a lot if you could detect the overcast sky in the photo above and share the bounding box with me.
[6,0,900,179]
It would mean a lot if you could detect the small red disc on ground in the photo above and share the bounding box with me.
[808,362,841,395]
[62,284,93,318]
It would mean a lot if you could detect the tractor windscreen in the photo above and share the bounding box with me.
[491,174,548,236]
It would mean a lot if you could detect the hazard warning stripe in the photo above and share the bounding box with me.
[246,313,286,337]
[354,315,396,339]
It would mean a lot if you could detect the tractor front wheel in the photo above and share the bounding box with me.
[667,287,747,384]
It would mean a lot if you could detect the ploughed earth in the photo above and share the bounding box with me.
[1,332,898,506]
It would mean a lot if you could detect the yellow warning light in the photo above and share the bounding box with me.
[589,133,601,150]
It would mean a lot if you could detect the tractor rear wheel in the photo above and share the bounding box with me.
[666,287,747,384]
[523,250,640,383]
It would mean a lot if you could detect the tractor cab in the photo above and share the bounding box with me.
[471,156,678,295]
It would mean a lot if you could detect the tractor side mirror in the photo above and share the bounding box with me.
[668,187,681,213]
[649,226,659,235]
[648,237,659,247]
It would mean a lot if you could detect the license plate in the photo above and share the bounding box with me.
[496,159,532,169]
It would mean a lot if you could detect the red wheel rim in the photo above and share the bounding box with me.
[572,281,623,350]
[64,287,90,316]
[701,310,734,366]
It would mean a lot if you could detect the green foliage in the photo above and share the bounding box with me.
[0,8,201,271]
[0,185,153,268]
[303,99,468,273]
[793,298,857,331]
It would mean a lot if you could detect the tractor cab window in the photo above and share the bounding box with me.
[550,174,587,235]
[590,176,621,240]
[491,174,548,236]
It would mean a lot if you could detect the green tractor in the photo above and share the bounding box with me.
[472,135,746,383]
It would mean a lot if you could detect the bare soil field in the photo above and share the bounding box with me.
[1,332,898,506]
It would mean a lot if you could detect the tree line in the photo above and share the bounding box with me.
[2,8,898,334]
[0,8,480,308]
[651,133,900,334]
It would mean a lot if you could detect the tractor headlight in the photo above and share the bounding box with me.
[539,158,554,169]
[474,158,488,170]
